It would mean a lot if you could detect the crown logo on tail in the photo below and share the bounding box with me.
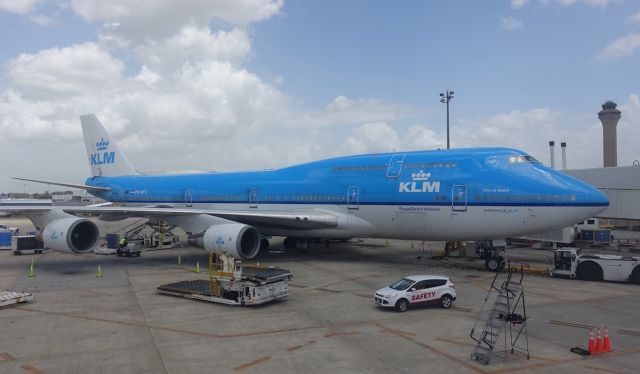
[96,138,109,151]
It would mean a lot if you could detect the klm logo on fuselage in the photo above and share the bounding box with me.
[91,138,115,165]
[399,171,441,193]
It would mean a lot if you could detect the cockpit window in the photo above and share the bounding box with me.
[508,155,540,164]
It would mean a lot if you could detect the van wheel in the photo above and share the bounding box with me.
[631,266,640,285]
[577,261,603,281]
[440,294,453,309]
[395,299,409,312]
[486,256,504,272]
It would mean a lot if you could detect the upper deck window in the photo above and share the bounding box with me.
[508,155,540,164]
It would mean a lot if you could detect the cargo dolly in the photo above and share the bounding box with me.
[157,253,292,306]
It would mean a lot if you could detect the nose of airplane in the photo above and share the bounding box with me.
[558,172,609,217]
[585,184,609,217]
[539,166,609,218]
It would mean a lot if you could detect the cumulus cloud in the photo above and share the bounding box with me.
[344,122,400,154]
[0,1,423,188]
[5,0,633,192]
[555,0,611,7]
[292,96,414,129]
[596,33,640,61]
[6,42,125,100]
[515,0,611,7]
[341,122,446,156]
[0,0,41,15]
[29,13,58,26]
[70,0,284,43]
[501,17,523,30]
[511,0,529,9]
[134,25,252,74]
[626,11,640,25]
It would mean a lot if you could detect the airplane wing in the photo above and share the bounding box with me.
[13,177,111,192]
[67,206,338,229]
[0,205,338,230]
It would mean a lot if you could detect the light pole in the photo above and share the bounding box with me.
[440,90,454,149]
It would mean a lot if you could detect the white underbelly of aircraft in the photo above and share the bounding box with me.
[121,202,596,241]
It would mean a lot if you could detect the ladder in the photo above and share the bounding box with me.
[470,266,530,364]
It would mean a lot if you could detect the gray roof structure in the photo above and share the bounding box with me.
[564,166,640,220]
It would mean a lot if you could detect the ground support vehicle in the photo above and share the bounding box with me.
[551,247,640,283]
[374,275,456,312]
[157,253,292,306]
[116,242,142,257]
[12,235,43,255]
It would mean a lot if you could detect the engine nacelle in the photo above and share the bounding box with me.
[43,218,99,254]
[188,223,260,259]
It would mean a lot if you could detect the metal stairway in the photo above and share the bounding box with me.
[120,218,148,241]
[470,266,529,365]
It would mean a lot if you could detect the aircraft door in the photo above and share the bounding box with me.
[451,185,467,211]
[184,189,193,207]
[347,186,359,209]
[386,154,405,178]
[249,188,259,208]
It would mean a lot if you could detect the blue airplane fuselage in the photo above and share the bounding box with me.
[84,147,608,241]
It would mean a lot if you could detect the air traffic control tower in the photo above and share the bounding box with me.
[598,100,621,167]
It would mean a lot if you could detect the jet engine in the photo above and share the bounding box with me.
[188,223,260,259]
[42,217,99,253]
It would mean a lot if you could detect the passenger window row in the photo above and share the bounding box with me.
[333,165,386,172]
[403,162,457,169]
[473,194,577,203]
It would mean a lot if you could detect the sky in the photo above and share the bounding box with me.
[1,0,640,193]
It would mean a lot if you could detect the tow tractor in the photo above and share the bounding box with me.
[157,252,292,305]
[551,247,640,284]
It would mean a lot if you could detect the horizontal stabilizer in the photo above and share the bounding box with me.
[13,177,111,192]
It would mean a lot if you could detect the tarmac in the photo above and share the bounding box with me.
[0,217,639,374]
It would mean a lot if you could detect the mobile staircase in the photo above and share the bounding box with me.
[470,265,530,365]
[119,218,148,242]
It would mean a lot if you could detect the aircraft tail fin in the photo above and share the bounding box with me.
[80,114,138,177]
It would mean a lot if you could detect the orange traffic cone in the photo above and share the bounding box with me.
[603,326,612,352]
[588,328,596,354]
[595,327,603,353]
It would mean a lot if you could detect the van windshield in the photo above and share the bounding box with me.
[389,278,415,291]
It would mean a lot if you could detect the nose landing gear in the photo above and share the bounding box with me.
[476,240,506,272]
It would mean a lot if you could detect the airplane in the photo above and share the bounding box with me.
[2,115,608,270]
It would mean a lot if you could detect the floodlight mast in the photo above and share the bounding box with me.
[440,90,454,149]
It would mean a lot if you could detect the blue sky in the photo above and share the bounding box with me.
[1,0,640,192]
[248,1,639,113]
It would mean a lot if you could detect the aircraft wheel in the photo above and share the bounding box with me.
[485,256,504,272]
[576,261,603,281]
